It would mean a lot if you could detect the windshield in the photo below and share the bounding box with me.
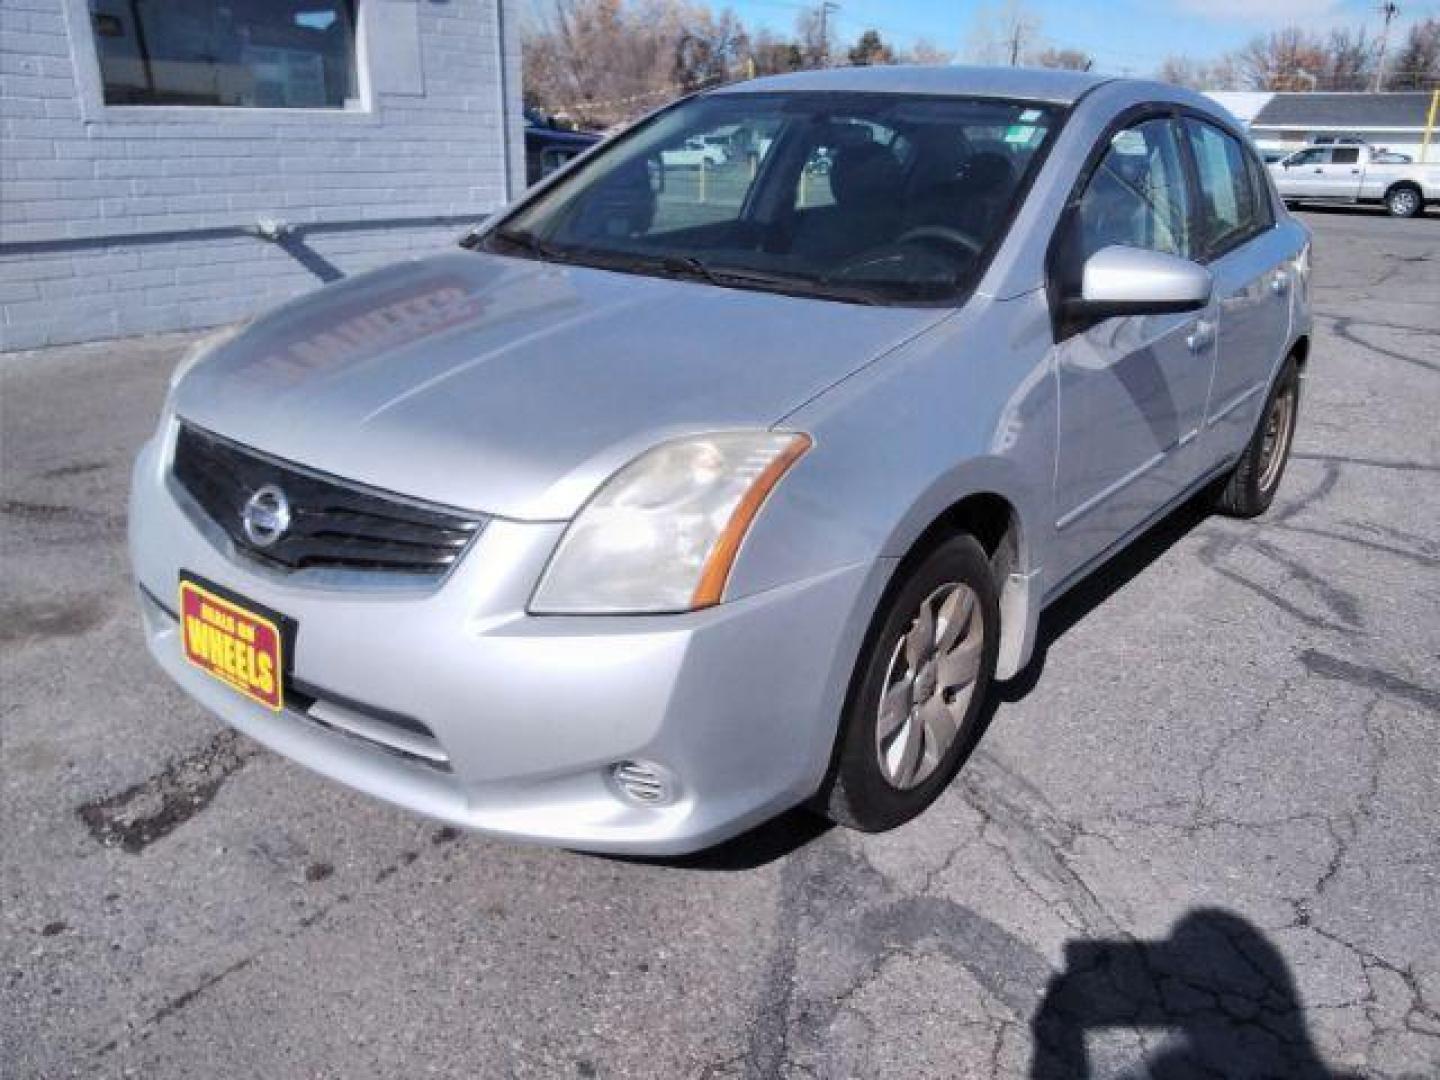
[485,92,1061,305]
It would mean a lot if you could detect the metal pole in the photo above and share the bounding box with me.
[1372,2,1399,94]
[817,2,838,68]
[1422,87,1439,163]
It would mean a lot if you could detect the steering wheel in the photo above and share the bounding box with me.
[894,225,985,255]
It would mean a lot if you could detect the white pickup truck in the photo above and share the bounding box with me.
[1269,144,1439,217]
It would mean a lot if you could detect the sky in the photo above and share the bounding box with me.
[714,0,1440,75]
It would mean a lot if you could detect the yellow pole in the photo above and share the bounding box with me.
[1422,87,1439,163]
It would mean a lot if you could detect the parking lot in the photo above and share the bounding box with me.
[2,209,1437,1078]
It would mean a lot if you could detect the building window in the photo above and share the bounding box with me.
[88,0,360,108]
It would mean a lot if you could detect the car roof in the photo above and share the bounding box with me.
[712,64,1113,106]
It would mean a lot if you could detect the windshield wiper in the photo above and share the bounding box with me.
[701,264,884,306]
[660,254,724,286]
[486,226,570,263]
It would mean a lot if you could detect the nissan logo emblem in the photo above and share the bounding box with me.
[241,484,292,548]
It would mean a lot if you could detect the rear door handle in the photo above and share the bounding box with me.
[1186,320,1215,353]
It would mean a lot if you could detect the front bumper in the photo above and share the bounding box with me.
[129,428,883,854]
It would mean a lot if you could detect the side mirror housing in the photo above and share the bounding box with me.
[1063,245,1212,323]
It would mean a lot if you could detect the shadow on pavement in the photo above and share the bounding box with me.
[1030,908,1360,1078]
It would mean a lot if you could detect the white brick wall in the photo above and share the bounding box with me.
[0,0,524,350]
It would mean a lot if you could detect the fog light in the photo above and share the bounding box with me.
[610,760,676,806]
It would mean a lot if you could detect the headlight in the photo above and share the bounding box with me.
[169,321,248,391]
[530,431,812,614]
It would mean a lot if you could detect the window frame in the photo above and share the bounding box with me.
[484,90,1078,309]
[1046,102,1277,342]
[1177,115,1273,263]
[65,0,377,124]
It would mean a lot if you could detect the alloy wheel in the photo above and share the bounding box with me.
[875,582,985,790]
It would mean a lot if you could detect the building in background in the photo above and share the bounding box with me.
[0,0,523,351]
[1208,90,1439,161]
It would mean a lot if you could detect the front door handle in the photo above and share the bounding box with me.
[1313,167,1324,174]
[1186,320,1215,353]
[1270,271,1290,296]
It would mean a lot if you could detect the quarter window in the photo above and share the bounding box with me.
[88,0,360,108]
[1183,120,1262,255]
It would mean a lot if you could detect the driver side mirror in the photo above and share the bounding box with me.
[1063,245,1212,323]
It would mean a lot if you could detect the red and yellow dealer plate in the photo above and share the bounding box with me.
[179,579,284,711]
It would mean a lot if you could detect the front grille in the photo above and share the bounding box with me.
[172,422,484,577]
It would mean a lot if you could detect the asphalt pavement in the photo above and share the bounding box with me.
[2,208,1437,1078]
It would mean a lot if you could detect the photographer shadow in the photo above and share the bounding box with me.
[1031,908,1361,1079]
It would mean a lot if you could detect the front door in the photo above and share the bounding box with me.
[1278,147,1331,198]
[1050,116,1217,583]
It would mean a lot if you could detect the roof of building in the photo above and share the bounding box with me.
[1251,92,1436,131]
[716,65,1112,106]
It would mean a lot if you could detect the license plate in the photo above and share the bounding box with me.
[178,575,286,711]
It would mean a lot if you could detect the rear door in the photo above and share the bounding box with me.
[1182,118,1294,464]
[1316,146,1364,200]
[1049,116,1217,581]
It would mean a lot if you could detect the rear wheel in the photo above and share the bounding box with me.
[820,534,999,832]
[1385,185,1423,218]
[1213,354,1301,518]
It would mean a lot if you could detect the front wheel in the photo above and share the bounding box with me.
[820,534,1000,832]
[1385,185,1423,218]
[1213,354,1302,518]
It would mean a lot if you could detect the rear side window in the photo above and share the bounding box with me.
[1331,147,1361,165]
[1072,117,1193,261]
[1183,120,1262,256]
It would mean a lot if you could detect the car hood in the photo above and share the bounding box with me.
[174,251,946,519]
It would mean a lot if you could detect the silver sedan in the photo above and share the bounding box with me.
[129,65,1311,854]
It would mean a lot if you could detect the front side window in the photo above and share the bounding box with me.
[1185,120,1261,254]
[89,0,359,108]
[1072,118,1193,261]
[1287,148,1327,166]
[485,92,1061,305]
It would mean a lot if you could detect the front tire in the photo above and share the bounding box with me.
[820,534,1000,832]
[1385,185,1423,218]
[1213,354,1301,518]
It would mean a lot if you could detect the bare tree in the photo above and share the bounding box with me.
[523,0,763,126]
[967,0,1041,67]
[746,28,804,77]
[795,7,835,69]
[1154,53,1243,91]
[905,38,954,66]
[1387,17,1440,90]
[1320,27,1374,91]
[1031,46,1092,71]
[1234,27,1329,90]
[1156,55,1206,90]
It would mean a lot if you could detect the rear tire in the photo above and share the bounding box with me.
[820,534,1000,833]
[1385,185,1423,218]
[1213,354,1301,518]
